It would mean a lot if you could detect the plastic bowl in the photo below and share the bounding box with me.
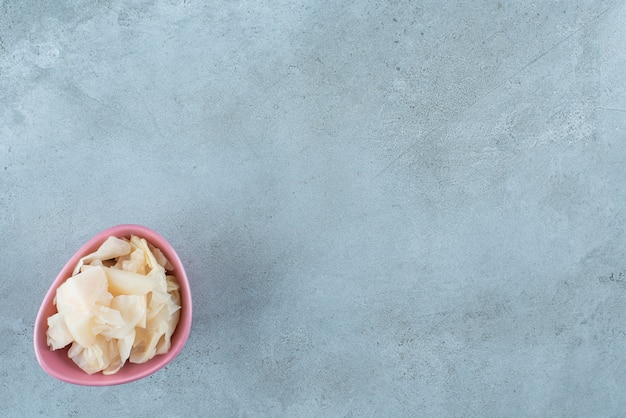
[33,224,192,386]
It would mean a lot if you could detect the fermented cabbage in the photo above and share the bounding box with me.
[46,235,181,375]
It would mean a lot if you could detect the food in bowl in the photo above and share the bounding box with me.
[46,235,181,375]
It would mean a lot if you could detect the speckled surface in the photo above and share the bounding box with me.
[2,1,626,416]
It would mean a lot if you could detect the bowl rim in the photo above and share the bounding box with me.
[33,224,192,386]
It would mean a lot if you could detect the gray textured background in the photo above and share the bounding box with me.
[2,0,626,416]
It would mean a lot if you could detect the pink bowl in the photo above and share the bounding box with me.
[34,224,192,386]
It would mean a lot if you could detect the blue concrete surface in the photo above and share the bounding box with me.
[2,0,626,416]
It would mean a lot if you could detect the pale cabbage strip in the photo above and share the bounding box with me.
[46,236,181,375]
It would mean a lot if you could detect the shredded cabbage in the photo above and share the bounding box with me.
[46,235,181,375]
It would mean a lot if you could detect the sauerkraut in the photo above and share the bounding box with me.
[46,235,181,375]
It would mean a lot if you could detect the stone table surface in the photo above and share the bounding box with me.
[2,1,626,416]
